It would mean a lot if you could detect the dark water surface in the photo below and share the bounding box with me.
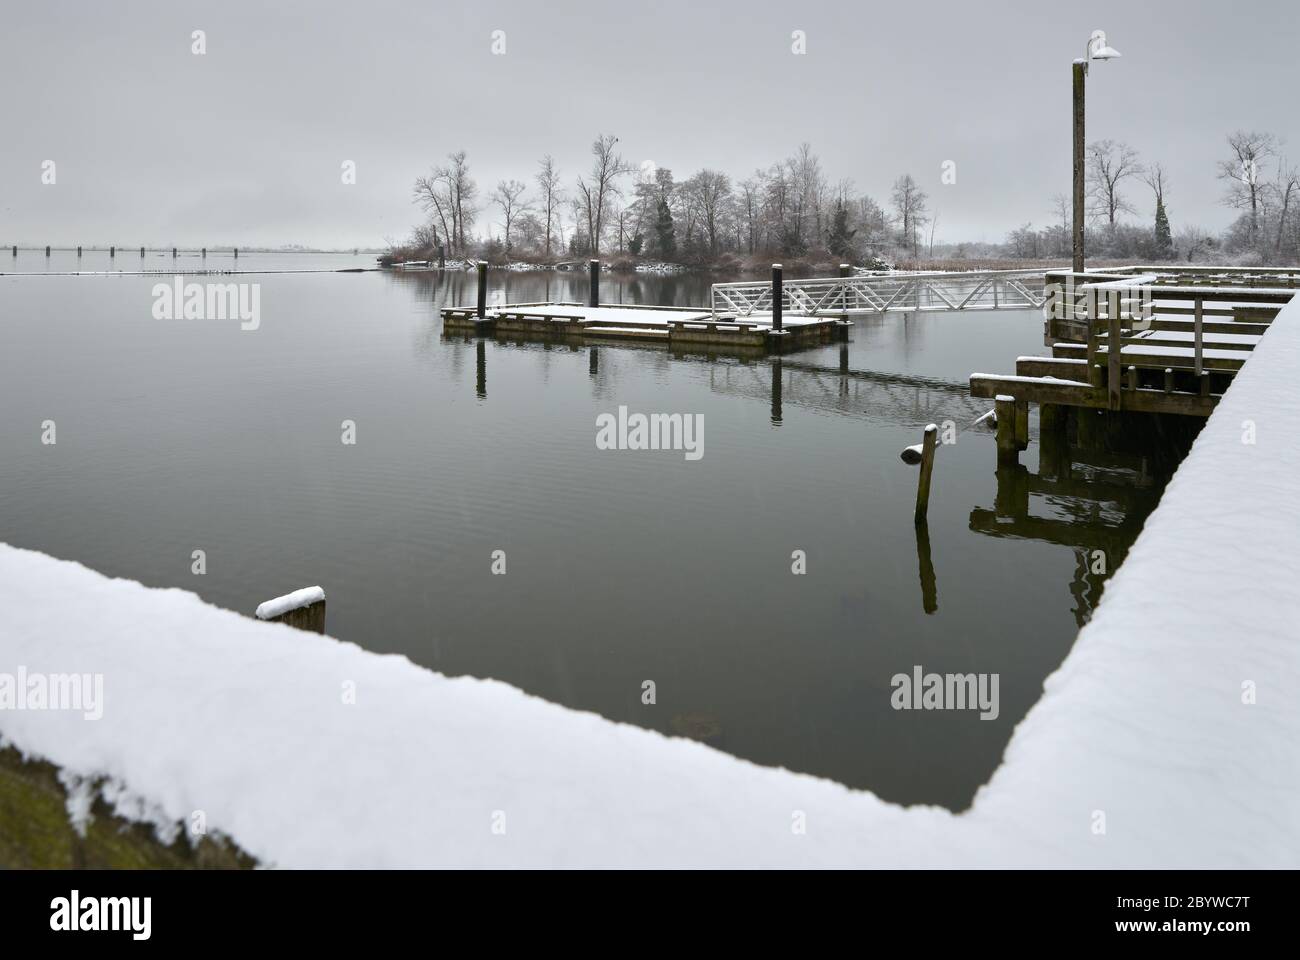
[0,251,1177,808]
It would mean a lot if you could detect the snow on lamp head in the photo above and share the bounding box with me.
[1087,30,1122,61]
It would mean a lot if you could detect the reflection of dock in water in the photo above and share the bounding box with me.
[967,420,1175,628]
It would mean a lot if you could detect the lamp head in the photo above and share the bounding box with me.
[1088,29,1122,60]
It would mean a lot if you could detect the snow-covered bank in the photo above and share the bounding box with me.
[1,297,1297,867]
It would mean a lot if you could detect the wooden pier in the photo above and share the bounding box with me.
[440,260,847,353]
[970,266,1297,464]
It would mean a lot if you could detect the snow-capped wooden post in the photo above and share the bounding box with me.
[914,423,939,523]
[838,263,852,340]
[588,259,600,308]
[256,586,326,634]
[771,263,783,331]
[476,260,488,318]
[995,395,1018,465]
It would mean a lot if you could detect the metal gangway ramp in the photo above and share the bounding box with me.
[711,268,1048,319]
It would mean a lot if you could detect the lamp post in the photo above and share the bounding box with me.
[1072,30,1122,272]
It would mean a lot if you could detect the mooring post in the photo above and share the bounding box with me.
[77,246,82,257]
[1107,297,1122,410]
[771,263,783,332]
[255,586,326,634]
[588,259,600,308]
[1008,395,1029,447]
[1164,367,1174,393]
[234,247,238,259]
[995,395,1018,466]
[476,260,488,318]
[437,244,445,269]
[172,247,177,258]
[45,245,50,257]
[837,262,852,340]
[139,246,145,257]
[914,423,939,524]
[202,247,206,258]
[110,246,115,257]
[11,246,16,257]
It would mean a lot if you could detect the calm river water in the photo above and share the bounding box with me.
[0,250,1181,808]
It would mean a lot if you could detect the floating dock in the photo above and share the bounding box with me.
[440,260,848,352]
[442,301,844,350]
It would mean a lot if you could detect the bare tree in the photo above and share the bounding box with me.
[412,176,452,254]
[1086,140,1142,227]
[575,134,632,257]
[1218,131,1278,241]
[890,174,929,258]
[491,179,530,255]
[1270,160,1300,254]
[536,155,563,259]
[684,170,731,255]
[414,151,477,255]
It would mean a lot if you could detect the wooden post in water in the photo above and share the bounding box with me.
[771,263,783,332]
[1014,399,1029,450]
[77,246,82,257]
[202,247,206,258]
[588,259,600,308]
[1164,367,1174,393]
[1107,293,1122,410]
[837,263,852,340]
[233,247,238,259]
[995,395,1018,466]
[255,586,326,634]
[139,246,145,258]
[476,260,488,318]
[437,244,445,269]
[110,246,115,257]
[11,246,16,257]
[914,423,939,524]
[45,246,50,257]
[172,247,177,258]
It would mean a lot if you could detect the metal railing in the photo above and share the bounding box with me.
[711,269,1048,319]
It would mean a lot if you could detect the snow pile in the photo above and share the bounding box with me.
[0,298,1297,867]
[254,586,324,621]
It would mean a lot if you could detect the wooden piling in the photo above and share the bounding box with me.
[139,246,145,257]
[1164,367,1174,393]
[995,395,1018,466]
[771,264,783,332]
[110,246,115,257]
[476,261,488,318]
[1127,365,1138,391]
[233,247,238,259]
[588,259,600,308]
[1072,60,1086,271]
[1107,302,1121,410]
[1014,399,1029,450]
[172,247,177,258]
[45,246,50,257]
[10,246,15,257]
[255,587,326,634]
[76,246,82,257]
[202,247,206,258]
[914,423,939,523]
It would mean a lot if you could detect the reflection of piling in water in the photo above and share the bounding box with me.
[1039,403,1070,479]
[770,358,783,425]
[476,339,487,399]
[588,346,598,378]
[915,520,938,615]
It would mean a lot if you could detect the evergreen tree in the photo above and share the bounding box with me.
[654,199,676,258]
[827,201,858,259]
[1153,196,1173,259]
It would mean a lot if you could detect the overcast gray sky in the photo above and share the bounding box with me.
[3,0,1296,248]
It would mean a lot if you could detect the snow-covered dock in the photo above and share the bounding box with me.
[3,289,1298,865]
[441,301,843,350]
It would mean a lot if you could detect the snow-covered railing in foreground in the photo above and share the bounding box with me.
[1,298,1297,865]
[711,269,1047,319]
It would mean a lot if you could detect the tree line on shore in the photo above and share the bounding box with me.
[388,131,1298,271]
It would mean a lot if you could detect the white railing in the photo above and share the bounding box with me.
[711,269,1048,319]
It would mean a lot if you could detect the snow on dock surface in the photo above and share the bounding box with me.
[1,299,1298,867]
